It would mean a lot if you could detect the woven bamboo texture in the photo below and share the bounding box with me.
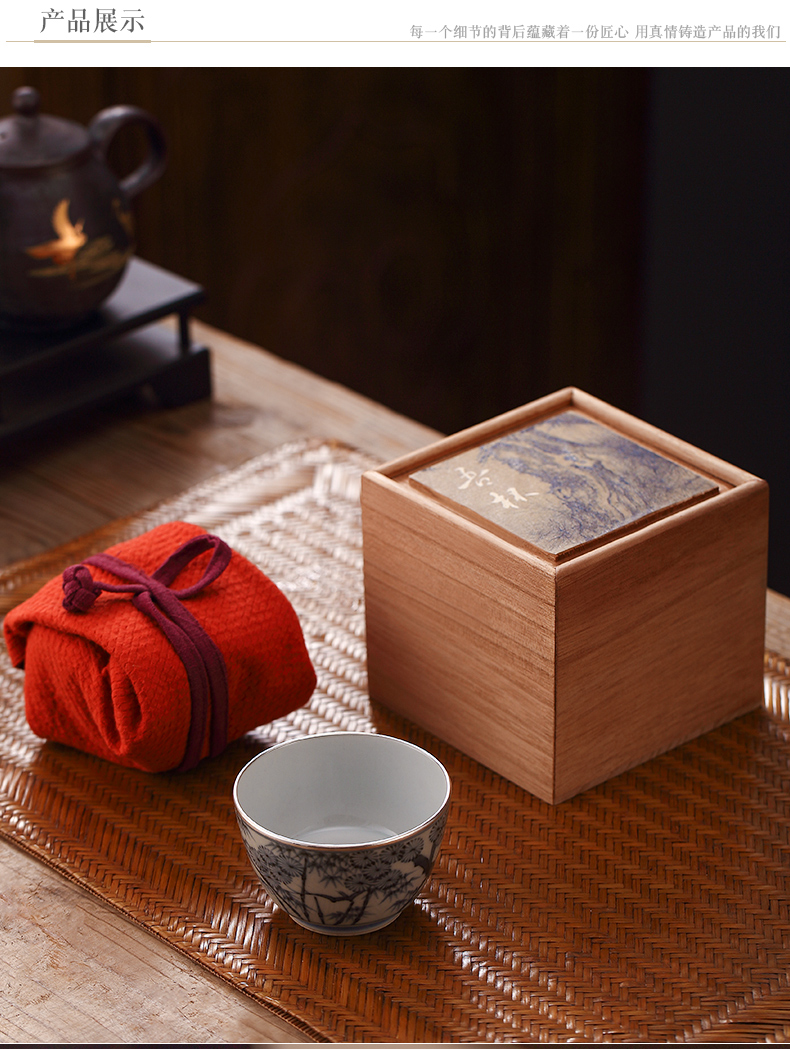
[1,438,789,1043]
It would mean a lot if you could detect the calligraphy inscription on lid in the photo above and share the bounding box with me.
[408,410,719,559]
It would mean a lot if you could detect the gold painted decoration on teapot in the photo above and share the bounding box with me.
[24,197,134,290]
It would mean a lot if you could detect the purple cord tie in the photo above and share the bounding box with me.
[62,533,232,772]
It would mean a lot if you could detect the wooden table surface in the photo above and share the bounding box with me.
[0,320,439,1045]
[1,320,787,1044]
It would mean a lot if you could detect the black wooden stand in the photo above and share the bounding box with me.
[0,257,211,446]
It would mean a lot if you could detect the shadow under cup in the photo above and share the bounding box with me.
[233,732,452,935]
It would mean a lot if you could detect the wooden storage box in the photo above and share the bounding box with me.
[360,388,768,803]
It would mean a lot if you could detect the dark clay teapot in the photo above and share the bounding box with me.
[0,86,166,332]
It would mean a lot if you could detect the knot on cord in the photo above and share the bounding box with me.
[62,563,101,612]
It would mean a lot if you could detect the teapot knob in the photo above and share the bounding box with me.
[12,86,40,117]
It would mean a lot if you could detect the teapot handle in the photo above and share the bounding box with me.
[89,105,167,199]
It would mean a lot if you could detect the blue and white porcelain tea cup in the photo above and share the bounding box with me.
[233,732,451,935]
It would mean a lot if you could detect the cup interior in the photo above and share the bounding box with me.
[234,732,450,846]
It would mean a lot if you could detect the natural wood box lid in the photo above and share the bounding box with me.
[369,387,765,559]
[408,407,719,562]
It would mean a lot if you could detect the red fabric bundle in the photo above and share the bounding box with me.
[3,521,316,772]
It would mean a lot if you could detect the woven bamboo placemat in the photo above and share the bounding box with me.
[1,438,789,1043]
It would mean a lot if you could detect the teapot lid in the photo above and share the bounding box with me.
[0,86,90,168]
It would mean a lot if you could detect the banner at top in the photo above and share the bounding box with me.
[1,1,786,67]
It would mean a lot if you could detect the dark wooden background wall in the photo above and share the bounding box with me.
[641,69,790,595]
[0,67,648,434]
